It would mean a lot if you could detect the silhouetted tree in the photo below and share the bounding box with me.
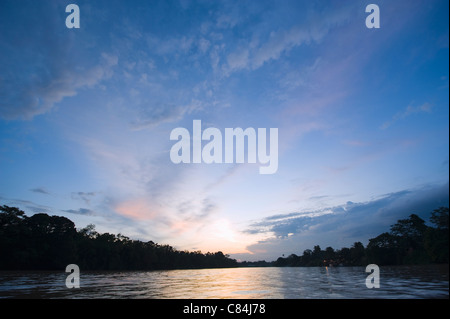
[26,213,77,269]
[0,206,29,269]
[349,242,366,265]
[429,207,449,230]
[425,207,449,263]
[390,214,429,264]
[336,247,351,265]
[0,206,238,271]
[366,232,399,265]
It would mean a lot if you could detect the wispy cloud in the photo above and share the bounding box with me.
[0,48,117,120]
[130,100,204,130]
[0,197,52,215]
[0,2,118,120]
[29,187,50,195]
[63,208,96,216]
[219,2,354,76]
[381,102,432,130]
[71,192,98,205]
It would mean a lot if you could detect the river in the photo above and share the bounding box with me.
[0,265,448,299]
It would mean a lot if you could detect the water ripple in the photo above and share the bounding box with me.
[0,265,448,299]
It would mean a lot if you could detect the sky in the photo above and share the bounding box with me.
[0,0,448,261]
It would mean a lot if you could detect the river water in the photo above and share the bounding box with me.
[0,265,448,299]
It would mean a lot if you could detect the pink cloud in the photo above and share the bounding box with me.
[115,198,158,221]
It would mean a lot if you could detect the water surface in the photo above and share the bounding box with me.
[0,265,448,299]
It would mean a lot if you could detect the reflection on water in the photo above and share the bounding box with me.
[0,265,448,299]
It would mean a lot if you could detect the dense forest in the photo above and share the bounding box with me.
[0,205,448,270]
[0,205,238,270]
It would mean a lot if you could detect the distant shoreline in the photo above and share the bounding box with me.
[1,205,448,271]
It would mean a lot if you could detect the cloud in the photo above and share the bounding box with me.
[131,102,193,129]
[1,196,98,217]
[216,13,239,29]
[251,27,318,70]
[71,192,98,205]
[63,208,96,216]
[205,164,242,190]
[0,53,117,120]
[29,187,50,195]
[225,48,250,73]
[0,3,117,120]
[221,26,317,75]
[105,193,225,250]
[240,182,449,261]
[198,38,211,53]
[381,102,432,130]
[146,35,195,56]
[113,199,153,221]
[221,3,353,76]
[176,197,218,222]
[0,197,52,215]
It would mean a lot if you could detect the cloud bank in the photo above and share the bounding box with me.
[236,182,449,261]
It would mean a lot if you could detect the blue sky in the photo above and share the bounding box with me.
[0,0,448,261]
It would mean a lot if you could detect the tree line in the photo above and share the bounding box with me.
[0,205,448,270]
[0,205,238,270]
[266,207,449,267]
